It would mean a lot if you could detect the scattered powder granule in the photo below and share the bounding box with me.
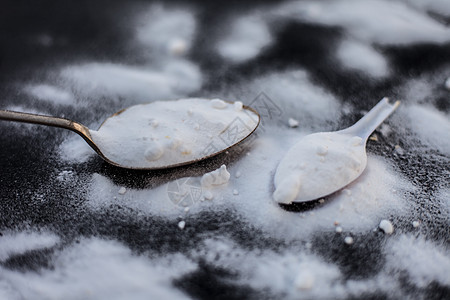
[201,165,231,187]
[394,145,405,155]
[344,236,354,244]
[233,189,239,195]
[203,191,214,201]
[288,118,299,128]
[294,272,314,290]
[335,226,343,233]
[445,77,450,90]
[412,221,420,228]
[178,220,186,230]
[118,187,127,195]
[379,219,394,234]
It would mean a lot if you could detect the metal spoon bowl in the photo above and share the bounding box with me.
[0,100,260,170]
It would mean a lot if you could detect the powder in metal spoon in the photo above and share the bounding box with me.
[90,98,258,169]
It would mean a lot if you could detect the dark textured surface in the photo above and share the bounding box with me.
[0,1,449,299]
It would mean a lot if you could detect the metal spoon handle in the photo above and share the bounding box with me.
[340,97,400,139]
[0,109,100,153]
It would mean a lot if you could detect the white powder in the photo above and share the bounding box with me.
[0,238,195,300]
[288,118,299,128]
[216,15,272,63]
[402,104,450,155]
[379,219,394,234]
[0,231,60,262]
[178,221,186,230]
[412,221,420,228]
[118,187,127,195]
[244,70,341,128]
[203,191,214,201]
[336,39,389,77]
[344,236,354,245]
[200,165,231,188]
[276,0,450,45]
[23,84,75,106]
[386,235,450,288]
[90,99,258,169]
[61,60,202,103]
[402,0,450,17]
[135,4,196,57]
[273,132,366,203]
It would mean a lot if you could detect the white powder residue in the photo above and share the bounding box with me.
[402,0,450,17]
[386,235,450,288]
[276,0,450,45]
[336,39,389,77]
[216,15,272,63]
[192,237,401,299]
[288,118,299,128]
[83,127,411,240]
[82,127,411,242]
[379,219,394,234]
[201,165,231,188]
[344,236,354,245]
[58,135,96,163]
[87,173,182,217]
[412,221,420,228]
[23,84,75,106]
[436,188,450,218]
[0,238,195,300]
[402,104,450,155]
[273,133,366,203]
[229,134,412,240]
[245,70,341,127]
[178,220,186,230]
[400,78,434,105]
[61,60,202,103]
[445,77,450,90]
[135,4,196,57]
[0,231,60,262]
[89,99,258,169]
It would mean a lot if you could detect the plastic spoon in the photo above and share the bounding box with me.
[273,97,400,204]
[0,99,260,170]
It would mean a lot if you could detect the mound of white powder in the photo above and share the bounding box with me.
[90,98,259,169]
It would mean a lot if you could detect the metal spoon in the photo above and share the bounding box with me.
[273,97,400,204]
[0,100,260,170]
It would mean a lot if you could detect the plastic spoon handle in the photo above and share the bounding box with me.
[339,98,400,139]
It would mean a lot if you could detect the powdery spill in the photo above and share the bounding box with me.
[3,1,449,299]
[0,238,194,300]
[0,231,60,262]
[84,129,412,241]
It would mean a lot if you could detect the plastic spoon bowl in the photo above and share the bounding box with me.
[273,97,400,204]
[0,99,260,170]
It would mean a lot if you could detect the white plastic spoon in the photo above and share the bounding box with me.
[273,97,400,204]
